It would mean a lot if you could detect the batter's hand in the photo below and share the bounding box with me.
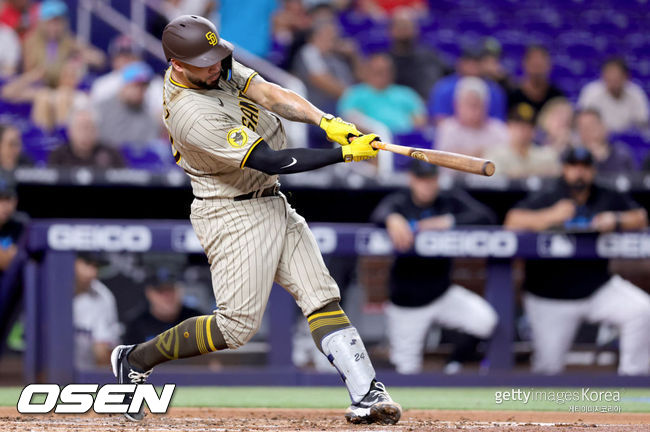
[319,115,361,146]
[341,133,380,162]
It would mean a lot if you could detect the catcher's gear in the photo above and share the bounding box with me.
[319,114,361,146]
[162,15,234,80]
[341,134,380,162]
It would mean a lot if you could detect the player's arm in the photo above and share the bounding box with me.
[244,134,379,175]
[504,199,576,231]
[245,75,361,146]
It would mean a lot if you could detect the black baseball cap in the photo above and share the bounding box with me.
[144,267,178,290]
[561,146,594,166]
[409,159,438,177]
[77,251,109,266]
[507,106,535,125]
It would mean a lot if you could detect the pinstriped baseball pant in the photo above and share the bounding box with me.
[190,192,341,349]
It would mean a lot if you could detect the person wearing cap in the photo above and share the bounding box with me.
[73,252,120,370]
[435,76,509,160]
[96,61,161,148]
[505,147,650,375]
[574,108,637,175]
[484,107,560,179]
[371,160,497,374]
[48,108,125,169]
[22,0,104,87]
[90,35,165,122]
[507,45,564,123]
[428,47,507,124]
[478,37,513,94]
[124,268,202,346]
[112,15,399,425]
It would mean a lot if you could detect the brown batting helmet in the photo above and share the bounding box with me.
[162,15,234,67]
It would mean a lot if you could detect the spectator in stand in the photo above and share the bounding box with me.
[48,109,125,169]
[96,62,160,148]
[388,7,448,100]
[2,57,89,131]
[428,48,506,123]
[0,23,20,76]
[23,0,105,88]
[337,53,426,134]
[578,58,649,133]
[272,0,312,51]
[505,147,650,375]
[0,124,33,171]
[435,77,508,159]
[0,174,26,274]
[293,19,356,116]
[90,35,164,122]
[355,0,428,20]
[479,37,512,94]
[124,268,202,345]
[213,0,278,58]
[73,252,121,369]
[508,45,564,122]
[485,108,560,179]
[0,0,39,38]
[372,160,497,374]
[575,108,636,174]
[537,97,576,154]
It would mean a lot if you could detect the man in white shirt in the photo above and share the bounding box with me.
[577,58,649,133]
[73,252,120,370]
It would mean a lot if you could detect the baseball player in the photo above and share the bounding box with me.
[111,15,401,425]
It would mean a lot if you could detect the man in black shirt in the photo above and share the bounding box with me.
[508,45,564,122]
[124,268,202,345]
[505,147,650,375]
[371,161,497,374]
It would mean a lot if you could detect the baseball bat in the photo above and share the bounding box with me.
[371,141,495,177]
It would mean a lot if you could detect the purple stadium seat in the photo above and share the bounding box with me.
[121,142,172,171]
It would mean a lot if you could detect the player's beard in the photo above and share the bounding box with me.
[186,71,221,90]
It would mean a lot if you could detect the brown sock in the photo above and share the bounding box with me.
[308,302,351,352]
[128,314,228,371]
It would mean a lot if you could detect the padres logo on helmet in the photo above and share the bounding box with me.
[205,31,218,46]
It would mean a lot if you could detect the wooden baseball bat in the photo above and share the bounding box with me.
[371,141,495,176]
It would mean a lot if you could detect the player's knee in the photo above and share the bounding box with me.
[217,312,263,349]
[468,302,499,339]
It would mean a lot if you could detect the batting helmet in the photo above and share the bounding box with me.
[162,15,234,68]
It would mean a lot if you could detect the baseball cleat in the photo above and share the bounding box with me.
[111,344,153,421]
[345,380,402,425]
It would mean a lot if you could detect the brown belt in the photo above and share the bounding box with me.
[195,184,280,202]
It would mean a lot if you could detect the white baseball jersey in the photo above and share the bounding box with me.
[162,60,286,198]
[161,59,341,349]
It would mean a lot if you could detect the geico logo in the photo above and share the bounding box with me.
[16,383,175,414]
[415,231,517,257]
[48,225,152,251]
[171,227,203,253]
[311,227,337,254]
[597,233,650,258]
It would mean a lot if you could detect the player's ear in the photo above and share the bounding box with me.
[170,59,184,73]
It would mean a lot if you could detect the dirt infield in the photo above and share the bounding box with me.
[1,407,649,431]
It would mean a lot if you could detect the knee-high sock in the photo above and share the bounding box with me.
[308,302,352,352]
[128,314,228,371]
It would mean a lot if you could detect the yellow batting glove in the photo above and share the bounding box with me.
[341,134,380,162]
[319,114,361,146]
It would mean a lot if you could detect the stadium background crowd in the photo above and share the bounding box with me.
[1,0,650,378]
